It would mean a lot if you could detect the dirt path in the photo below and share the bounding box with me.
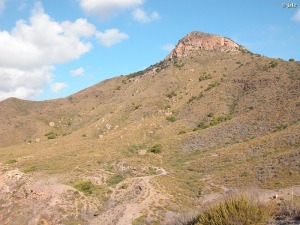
[92,167,169,225]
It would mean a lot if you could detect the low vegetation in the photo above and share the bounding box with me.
[196,195,274,225]
[23,166,37,173]
[108,174,124,186]
[188,92,203,103]
[193,115,232,131]
[5,159,17,164]
[44,131,58,139]
[205,81,220,91]
[166,115,176,122]
[166,91,177,98]
[73,180,96,195]
[270,61,278,68]
[148,144,163,154]
[198,73,212,81]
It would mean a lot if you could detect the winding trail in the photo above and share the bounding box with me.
[92,167,169,225]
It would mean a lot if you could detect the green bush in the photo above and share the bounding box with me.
[289,58,295,62]
[178,130,186,135]
[207,112,214,117]
[44,132,58,139]
[188,93,204,103]
[270,61,278,68]
[148,144,162,154]
[5,159,17,164]
[209,115,231,126]
[108,174,124,186]
[166,116,176,122]
[275,124,288,131]
[196,195,273,225]
[199,74,212,81]
[23,166,37,173]
[193,115,232,131]
[128,71,144,78]
[166,91,177,98]
[205,81,220,91]
[73,180,95,195]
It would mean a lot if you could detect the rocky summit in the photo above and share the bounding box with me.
[0,31,299,225]
[167,31,246,59]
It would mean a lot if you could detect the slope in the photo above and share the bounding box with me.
[0,31,299,224]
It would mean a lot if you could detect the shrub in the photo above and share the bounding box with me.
[207,112,214,117]
[166,116,176,122]
[178,130,186,135]
[188,96,197,103]
[199,74,212,81]
[196,195,273,225]
[209,115,231,126]
[23,166,37,173]
[128,71,144,78]
[278,196,300,219]
[205,81,220,91]
[275,124,288,131]
[188,93,203,103]
[289,58,295,62]
[196,121,209,130]
[148,144,162,154]
[5,159,17,164]
[73,180,95,195]
[270,61,278,68]
[44,132,58,139]
[108,174,124,186]
[166,91,177,98]
[193,115,232,131]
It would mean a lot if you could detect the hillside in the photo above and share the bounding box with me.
[0,31,299,225]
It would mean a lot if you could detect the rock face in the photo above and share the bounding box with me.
[167,31,246,59]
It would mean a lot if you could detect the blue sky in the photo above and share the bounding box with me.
[0,0,299,101]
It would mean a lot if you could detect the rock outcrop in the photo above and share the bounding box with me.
[167,31,247,59]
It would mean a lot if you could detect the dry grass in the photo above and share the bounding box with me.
[277,196,300,220]
[0,45,299,224]
[196,195,274,225]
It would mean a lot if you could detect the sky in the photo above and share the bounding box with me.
[0,0,299,101]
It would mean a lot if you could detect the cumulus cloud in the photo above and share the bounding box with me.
[132,8,159,23]
[0,3,96,101]
[0,66,53,100]
[80,0,144,19]
[162,44,175,52]
[292,9,300,22]
[51,83,69,93]
[0,4,95,69]
[70,67,85,76]
[96,29,128,47]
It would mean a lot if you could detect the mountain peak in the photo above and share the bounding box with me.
[167,31,247,59]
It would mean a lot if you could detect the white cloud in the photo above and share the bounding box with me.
[0,3,96,101]
[51,83,68,93]
[132,8,159,23]
[62,18,96,38]
[0,4,95,69]
[292,9,300,22]
[96,29,128,47]
[80,0,144,19]
[70,67,85,76]
[0,0,5,13]
[162,44,175,52]
[0,66,53,100]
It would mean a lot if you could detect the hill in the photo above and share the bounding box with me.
[0,31,299,225]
